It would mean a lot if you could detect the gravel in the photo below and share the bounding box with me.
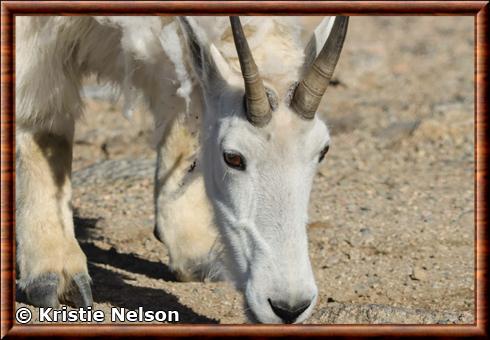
[16,16,474,324]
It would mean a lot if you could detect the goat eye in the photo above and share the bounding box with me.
[223,151,246,170]
[319,145,330,162]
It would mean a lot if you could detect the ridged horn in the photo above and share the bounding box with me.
[291,16,349,120]
[230,16,272,127]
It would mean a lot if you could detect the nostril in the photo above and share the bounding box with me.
[268,298,311,324]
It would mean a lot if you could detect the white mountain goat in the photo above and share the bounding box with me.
[15,16,348,323]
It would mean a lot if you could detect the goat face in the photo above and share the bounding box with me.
[207,99,327,324]
[180,16,347,324]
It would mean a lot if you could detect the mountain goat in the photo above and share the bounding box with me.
[15,15,348,323]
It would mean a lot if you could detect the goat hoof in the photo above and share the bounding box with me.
[25,272,60,308]
[62,273,93,308]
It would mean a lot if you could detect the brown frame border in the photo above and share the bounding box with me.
[1,1,488,337]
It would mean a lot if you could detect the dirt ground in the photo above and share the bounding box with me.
[16,16,475,324]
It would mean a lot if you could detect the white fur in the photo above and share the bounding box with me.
[16,16,336,323]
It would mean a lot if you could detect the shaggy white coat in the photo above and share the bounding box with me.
[15,16,335,323]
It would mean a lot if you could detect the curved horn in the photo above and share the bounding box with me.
[291,16,349,120]
[230,16,272,127]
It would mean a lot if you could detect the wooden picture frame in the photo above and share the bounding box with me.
[1,1,487,337]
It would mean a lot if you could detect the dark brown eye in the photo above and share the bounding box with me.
[223,151,246,171]
[319,145,330,163]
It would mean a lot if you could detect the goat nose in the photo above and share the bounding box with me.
[268,298,312,324]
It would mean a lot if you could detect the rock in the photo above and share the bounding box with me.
[327,112,362,135]
[73,158,155,186]
[376,120,421,145]
[325,255,341,268]
[360,227,371,236]
[312,302,473,324]
[359,227,375,244]
[354,283,370,297]
[410,266,429,281]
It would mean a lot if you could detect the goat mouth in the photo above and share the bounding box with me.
[243,300,261,323]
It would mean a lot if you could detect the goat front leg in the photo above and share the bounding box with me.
[16,127,92,308]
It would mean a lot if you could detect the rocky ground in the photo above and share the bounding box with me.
[16,16,475,324]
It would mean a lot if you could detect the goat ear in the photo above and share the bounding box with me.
[178,17,230,93]
[301,16,336,78]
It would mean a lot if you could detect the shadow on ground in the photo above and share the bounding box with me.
[75,215,218,323]
[16,215,218,324]
[86,263,217,323]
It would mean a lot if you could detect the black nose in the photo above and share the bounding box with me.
[268,298,311,324]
